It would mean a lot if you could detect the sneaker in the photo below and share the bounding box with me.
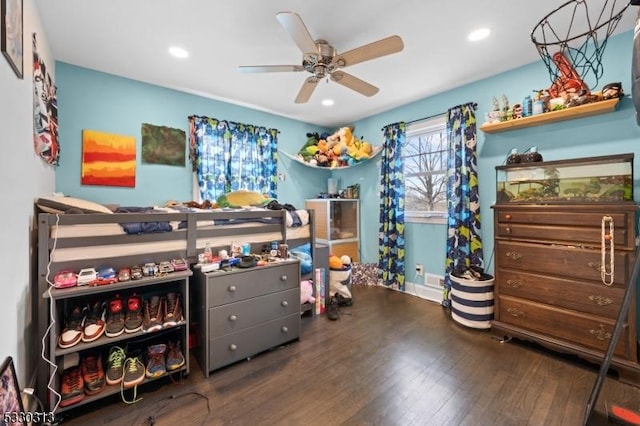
[163,292,183,327]
[165,341,185,371]
[145,344,167,378]
[334,293,353,307]
[143,296,164,333]
[105,295,126,338]
[106,346,126,386]
[59,366,84,407]
[122,353,145,388]
[82,301,107,342]
[58,305,87,349]
[124,294,143,333]
[81,353,106,395]
[327,296,339,321]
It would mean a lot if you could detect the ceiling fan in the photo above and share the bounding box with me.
[238,12,404,103]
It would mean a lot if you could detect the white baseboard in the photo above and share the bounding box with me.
[404,281,443,304]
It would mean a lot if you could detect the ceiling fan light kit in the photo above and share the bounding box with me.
[238,12,404,103]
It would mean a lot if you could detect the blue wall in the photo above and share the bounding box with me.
[55,62,330,207]
[342,30,640,278]
[56,30,640,279]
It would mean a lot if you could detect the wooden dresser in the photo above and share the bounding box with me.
[191,260,301,376]
[492,203,640,385]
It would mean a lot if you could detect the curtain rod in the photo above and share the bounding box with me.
[383,102,478,130]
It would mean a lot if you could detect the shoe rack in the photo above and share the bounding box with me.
[42,270,191,414]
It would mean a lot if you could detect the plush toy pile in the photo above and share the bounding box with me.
[297,126,375,168]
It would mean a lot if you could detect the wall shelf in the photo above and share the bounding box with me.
[479,98,620,134]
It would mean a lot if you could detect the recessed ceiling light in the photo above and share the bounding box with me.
[468,28,491,42]
[321,99,334,107]
[168,46,189,58]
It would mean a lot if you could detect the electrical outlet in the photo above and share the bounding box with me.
[416,264,423,276]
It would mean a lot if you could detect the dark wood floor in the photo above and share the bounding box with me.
[57,285,640,426]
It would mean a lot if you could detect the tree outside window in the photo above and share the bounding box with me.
[403,115,447,224]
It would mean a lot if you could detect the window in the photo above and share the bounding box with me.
[403,115,448,224]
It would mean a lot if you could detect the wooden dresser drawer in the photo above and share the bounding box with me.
[206,262,299,307]
[495,208,635,249]
[497,269,624,319]
[208,313,300,371]
[496,240,631,286]
[208,288,300,338]
[497,295,631,358]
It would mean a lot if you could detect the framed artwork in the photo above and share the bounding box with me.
[141,123,186,166]
[1,0,23,79]
[0,356,27,426]
[82,129,137,187]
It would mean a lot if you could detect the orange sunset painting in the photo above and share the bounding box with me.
[81,130,136,187]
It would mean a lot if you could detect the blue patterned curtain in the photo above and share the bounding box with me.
[378,122,406,291]
[443,102,483,307]
[188,116,278,200]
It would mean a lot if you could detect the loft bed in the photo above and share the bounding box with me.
[34,198,318,407]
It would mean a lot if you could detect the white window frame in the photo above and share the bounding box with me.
[403,115,448,225]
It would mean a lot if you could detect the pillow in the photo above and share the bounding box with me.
[36,195,114,214]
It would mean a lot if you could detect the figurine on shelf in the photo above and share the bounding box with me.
[512,103,523,119]
[602,82,623,100]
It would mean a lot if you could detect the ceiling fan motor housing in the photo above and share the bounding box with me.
[303,40,337,74]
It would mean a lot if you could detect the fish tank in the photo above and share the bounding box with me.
[496,153,634,204]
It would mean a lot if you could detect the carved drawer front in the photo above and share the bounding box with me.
[496,241,630,286]
[496,210,634,249]
[207,263,299,307]
[498,295,631,359]
[498,269,624,319]
[208,288,300,338]
[208,313,300,370]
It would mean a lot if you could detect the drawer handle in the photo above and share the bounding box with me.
[506,279,523,289]
[229,314,237,321]
[507,307,524,317]
[229,344,237,351]
[588,295,613,307]
[228,285,237,292]
[505,251,522,261]
[281,326,289,333]
[505,227,512,234]
[589,326,611,341]
[281,300,288,307]
[280,275,288,281]
[588,261,601,270]
[504,214,512,220]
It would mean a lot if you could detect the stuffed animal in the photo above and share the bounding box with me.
[300,280,315,304]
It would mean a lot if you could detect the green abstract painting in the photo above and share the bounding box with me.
[141,123,186,166]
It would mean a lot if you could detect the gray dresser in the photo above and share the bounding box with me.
[191,260,301,376]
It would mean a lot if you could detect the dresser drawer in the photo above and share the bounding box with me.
[208,288,300,338]
[497,269,624,319]
[206,262,299,307]
[497,295,631,358]
[496,240,631,286]
[495,209,635,249]
[208,313,300,371]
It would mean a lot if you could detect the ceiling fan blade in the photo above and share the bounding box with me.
[295,77,320,103]
[333,35,404,68]
[276,12,317,55]
[238,65,304,73]
[330,71,379,97]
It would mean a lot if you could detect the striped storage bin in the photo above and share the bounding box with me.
[449,273,494,329]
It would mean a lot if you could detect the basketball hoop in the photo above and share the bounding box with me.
[531,0,631,95]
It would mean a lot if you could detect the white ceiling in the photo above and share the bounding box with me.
[34,0,638,128]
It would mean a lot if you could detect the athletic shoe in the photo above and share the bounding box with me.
[145,344,167,378]
[105,295,126,338]
[59,366,84,407]
[82,301,107,342]
[165,340,185,371]
[163,292,183,327]
[143,295,164,333]
[334,293,353,307]
[124,294,143,333]
[81,352,106,395]
[122,353,145,388]
[58,305,87,349]
[106,346,126,386]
